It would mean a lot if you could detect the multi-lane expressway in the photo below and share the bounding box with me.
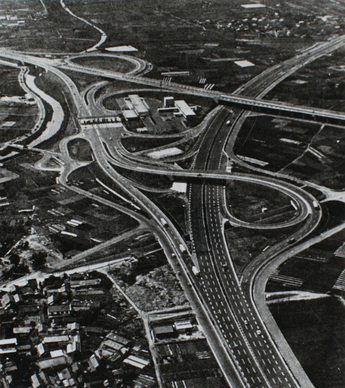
[0,30,344,388]
[183,16,345,388]
[187,106,320,388]
[184,24,337,388]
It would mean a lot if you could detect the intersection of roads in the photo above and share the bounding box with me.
[0,31,344,388]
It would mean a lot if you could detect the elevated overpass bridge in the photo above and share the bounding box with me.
[1,48,345,126]
[217,94,345,127]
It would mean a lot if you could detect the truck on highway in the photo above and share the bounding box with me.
[290,200,298,211]
[192,266,200,276]
[160,217,168,227]
[262,245,270,252]
[179,244,187,253]
[312,200,319,209]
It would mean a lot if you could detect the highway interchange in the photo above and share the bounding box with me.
[1,28,345,388]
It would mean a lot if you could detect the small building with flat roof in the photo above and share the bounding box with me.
[161,71,190,77]
[31,374,41,388]
[105,45,138,52]
[43,335,69,345]
[174,320,193,332]
[234,59,255,68]
[50,349,64,358]
[175,100,196,119]
[127,94,149,116]
[123,109,138,121]
[0,348,17,356]
[13,326,31,335]
[153,325,175,340]
[103,339,124,352]
[123,354,150,369]
[47,304,72,319]
[163,96,175,108]
[147,147,183,160]
[241,3,266,8]
[106,332,130,346]
[0,338,17,347]
[37,356,67,370]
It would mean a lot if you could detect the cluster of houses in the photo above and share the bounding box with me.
[0,272,156,387]
[0,14,26,29]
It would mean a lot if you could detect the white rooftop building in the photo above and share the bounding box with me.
[241,3,266,9]
[175,100,196,118]
[127,94,149,116]
[234,59,255,68]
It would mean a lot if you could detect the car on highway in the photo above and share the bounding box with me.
[192,266,200,276]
